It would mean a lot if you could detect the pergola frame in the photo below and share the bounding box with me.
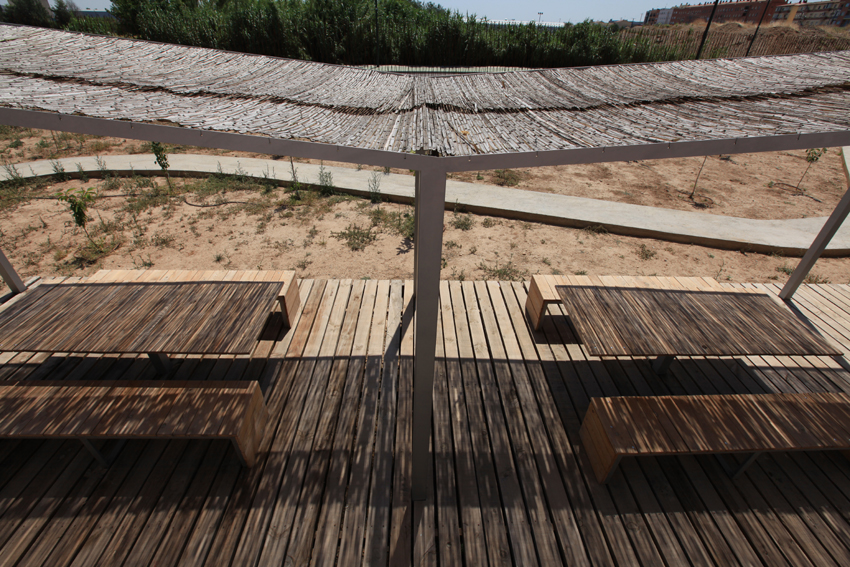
[1,105,850,501]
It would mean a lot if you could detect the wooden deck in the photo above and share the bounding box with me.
[2,273,850,566]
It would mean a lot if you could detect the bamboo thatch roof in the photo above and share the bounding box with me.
[1,25,849,157]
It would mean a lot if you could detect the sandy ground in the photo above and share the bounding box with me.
[2,128,849,293]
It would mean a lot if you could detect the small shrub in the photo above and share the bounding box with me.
[89,140,112,153]
[151,231,176,249]
[804,273,830,284]
[478,259,528,281]
[318,163,334,196]
[296,256,312,270]
[332,224,376,251]
[151,142,169,171]
[369,208,415,240]
[637,244,656,260]
[482,218,497,228]
[450,267,466,281]
[574,270,588,275]
[796,148,827,193]
[51,159,69,182]
[583,224,608,236]
[57,187,96,242]
[776,264,794,275]
[2,161,25,187]
[493,169,521,187]
[72,235,122,267]
[368,171,382,203]
[451,213,474,231]
[8,139,23,149]
[75,163,89,182]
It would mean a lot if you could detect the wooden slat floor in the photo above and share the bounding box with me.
[2,273,850,566]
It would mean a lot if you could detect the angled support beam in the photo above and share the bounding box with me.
[780,147,850,301]
[411,168,446,501]
[652,355,675,377]
[147,352,172,375]
[0,248,26,294]
[718,451,762,480]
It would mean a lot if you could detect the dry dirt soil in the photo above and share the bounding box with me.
[2,127,849,294]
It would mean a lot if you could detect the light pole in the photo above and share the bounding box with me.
[538,12,543,23]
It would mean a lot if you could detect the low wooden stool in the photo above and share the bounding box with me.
[277,271,300,327]
[526,274,567,330]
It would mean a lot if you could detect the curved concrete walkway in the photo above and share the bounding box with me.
[5,154,849,256]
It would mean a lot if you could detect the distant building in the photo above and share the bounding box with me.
[645,1,787,25]
[772,1,850,27]
[645,8,675,24]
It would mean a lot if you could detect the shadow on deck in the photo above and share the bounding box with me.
[1,276,850,566]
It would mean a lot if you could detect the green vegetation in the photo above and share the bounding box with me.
[57,187,96,240]
[332,224,376,251]
[796,148,827,193]
[478,258,527,281]
[776,263,794,275]
[804,273,830,284]
[0,0,119,35]
[637,244,656,260]
[493,169,521,187]
[450,212,474,231]
[368,206,415,240]
[102,0,682,68]
[368,171,382,203]
[56,186,122,267]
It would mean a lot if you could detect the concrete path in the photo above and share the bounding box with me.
[4,153,848,256]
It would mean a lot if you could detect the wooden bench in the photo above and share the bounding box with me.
[526,274,567,330]
[276,271,301,327]
[0,380,268,467]
[580,393,850,484]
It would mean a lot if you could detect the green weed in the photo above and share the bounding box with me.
[493,169,521,187]
[478,258,528,281]
[637,244,656,260]
[450,213,474,231]
[332,224,376,251]
[804,273,830,284]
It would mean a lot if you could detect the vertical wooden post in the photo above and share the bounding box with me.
[411,167,446,501]
[780,147,850,301]
[0,248,26,294]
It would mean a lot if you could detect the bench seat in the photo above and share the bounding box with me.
[580,393,850,484]
[0,380,268,467]
[526,274,567,330]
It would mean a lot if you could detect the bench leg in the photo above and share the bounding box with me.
[79,439,126,468]
[147,352,172,375]
[652,356,675,376]
[718,452,762,480]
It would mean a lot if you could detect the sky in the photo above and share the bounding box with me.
[54,1,663,24]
